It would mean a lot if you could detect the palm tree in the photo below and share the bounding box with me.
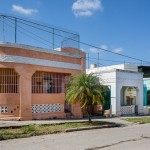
[66,73,105,123]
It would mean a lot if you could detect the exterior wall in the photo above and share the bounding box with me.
[32,94,66,119]
[116,71,144,115]
[0,43,86,120]
[124,64,138,72]
[97,71,117,115]
[61,47,86,72]
[87,64,138,73]
[87,65,144,116]
[71,103,83,118]
[0,44,81,65]
[0,94,20,118]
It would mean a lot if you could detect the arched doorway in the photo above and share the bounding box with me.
[124,87,137,106]
[120,87,138,115]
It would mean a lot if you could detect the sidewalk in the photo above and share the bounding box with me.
[0,117,135,128]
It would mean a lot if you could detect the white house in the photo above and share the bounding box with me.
[86,64,144,116]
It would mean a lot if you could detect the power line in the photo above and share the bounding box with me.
[1,14,150,65]
[7,18,140,68]
[2,19,149,71]
[1,14,79,36]
[3,19,52,48]
[5,16,79,50]
[2,18,146,66]
[16,18,150,64]
[85,57,145,71]
[6,18,54,48]
[86,54,143,65]
[6,18,76,52]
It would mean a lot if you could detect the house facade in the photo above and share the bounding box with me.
[87,64,144,116]
[0,43,85,120]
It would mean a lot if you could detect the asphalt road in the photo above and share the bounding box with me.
[0,124,150,150]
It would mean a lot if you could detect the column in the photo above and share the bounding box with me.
[116,85,121,116]
[16,67,35,120]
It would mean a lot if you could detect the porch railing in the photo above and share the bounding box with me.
[120,105,135,115]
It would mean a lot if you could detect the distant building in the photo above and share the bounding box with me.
[138,66,150,78]
[143,78,150,106]
[0,43,85,120]
[139,66,150,114]
[87,64,144,116]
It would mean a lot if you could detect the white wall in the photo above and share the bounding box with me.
[87,68,118,115]
[116,71,144,115]
[86,65,144,116]
[97,71,117,115]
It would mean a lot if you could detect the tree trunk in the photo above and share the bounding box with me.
[87,105,92,123]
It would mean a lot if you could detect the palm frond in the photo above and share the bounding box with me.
[66,73,106,109]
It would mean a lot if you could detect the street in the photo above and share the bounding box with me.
[0,123,150,150]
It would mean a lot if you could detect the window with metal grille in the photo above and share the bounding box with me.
[0,68,19,93]
[32,71,70,94]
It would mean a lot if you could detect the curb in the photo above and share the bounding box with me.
[0,123,121,130]
[0,124,30,129]
[65,124,120,132]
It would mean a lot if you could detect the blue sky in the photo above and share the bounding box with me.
[0,0,150,67]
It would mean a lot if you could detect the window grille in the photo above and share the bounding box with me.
[0,68,19,93]
[32,71,70,94]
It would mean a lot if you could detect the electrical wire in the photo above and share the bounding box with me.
[5,17,75,51]
[3,15,150,64]
[5,18,54,48]
[2,18,150,76]
[3,20,52,48]
[1,14,150,65]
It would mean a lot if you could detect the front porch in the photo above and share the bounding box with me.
[120,87,138,115]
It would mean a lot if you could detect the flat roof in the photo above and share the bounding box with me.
[0,42,82,58]
[86,63,142,74]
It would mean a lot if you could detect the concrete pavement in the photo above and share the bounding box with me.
[0,123,150,150]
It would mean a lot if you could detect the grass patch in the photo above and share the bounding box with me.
[0,121,111,140]
[123,117,150,124]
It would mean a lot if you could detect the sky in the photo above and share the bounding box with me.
[0,0,150,67]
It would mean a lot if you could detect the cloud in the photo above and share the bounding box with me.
[12,4,38,15]
[80,48,86,52]
[89,45,124,55]
[112,47,124,54]
[72,0,103,17]
[89,47,98,53]
[100,44,108,50]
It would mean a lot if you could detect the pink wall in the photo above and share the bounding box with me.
[0,45,85,120]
